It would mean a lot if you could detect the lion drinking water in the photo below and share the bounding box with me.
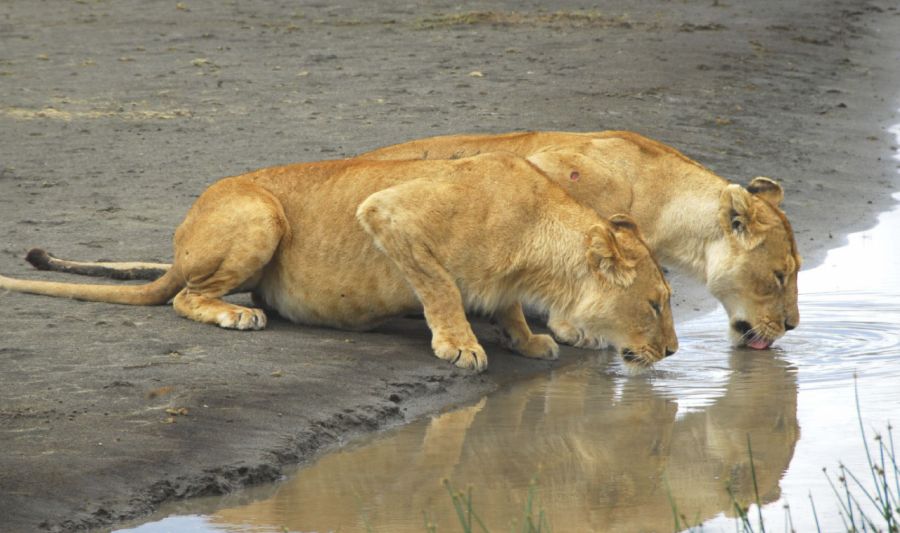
[1,152,677,371]
[360,131,801,350]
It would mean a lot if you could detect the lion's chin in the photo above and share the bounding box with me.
[622,359,654,376]
[621,349,658,374]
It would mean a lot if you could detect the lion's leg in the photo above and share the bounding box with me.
[417,397,486,468]
[170,179,287,331]
[399,262,486,371]
[173,291,269,330]
[397,258,486,371]
[358,203,487,371]
[548,311,607,350]
[492,302,559,360]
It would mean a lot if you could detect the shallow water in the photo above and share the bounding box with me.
[120,200,900,530]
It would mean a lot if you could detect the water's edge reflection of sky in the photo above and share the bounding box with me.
[120,131,900,532]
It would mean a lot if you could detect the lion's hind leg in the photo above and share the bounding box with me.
[170,178,288,331]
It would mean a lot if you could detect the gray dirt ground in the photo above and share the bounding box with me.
[1,1,899,531]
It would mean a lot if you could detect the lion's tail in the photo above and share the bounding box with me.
[25,248,171,281]
[0,267,182,305]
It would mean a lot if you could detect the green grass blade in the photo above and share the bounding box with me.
[725,483,753,530]
[745,435,766,533]
[855,377,886,507]
[808,491,823,533]
[888,424,900,500]
[823,468,854,528]
[783,502,794,533]
[840,464,882,531]
[842,461,884,514]
[444,479,472,533]
[458,484,491,533]
[665,477,684,531]
[423,510,437,533]
[467,485,474,532]
[875,433,900,528]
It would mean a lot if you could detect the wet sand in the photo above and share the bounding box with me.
[1,1,899,531]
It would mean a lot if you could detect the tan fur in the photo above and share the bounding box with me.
[360,130,802,349]
[0,153,677,371]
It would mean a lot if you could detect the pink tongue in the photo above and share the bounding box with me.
[748,339,772,350]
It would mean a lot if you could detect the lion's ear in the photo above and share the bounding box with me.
[607,213,646,239]
[747,177,784,206]
[719,184,770,248]
[586,223,636,287]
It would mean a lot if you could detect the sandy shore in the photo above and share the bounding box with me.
[1,1,899,531]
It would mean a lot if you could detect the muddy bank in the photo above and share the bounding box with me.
[1,1,899,531]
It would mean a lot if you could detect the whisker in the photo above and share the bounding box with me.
[739,328,756,343]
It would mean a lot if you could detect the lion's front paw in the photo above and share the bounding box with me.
[549,319,581,346]
[501,332,559,360]
[573,332,606,349]
[549,319,606,350]
[522,334,560,359]
[216,307,267,330]
[432,339,488,372]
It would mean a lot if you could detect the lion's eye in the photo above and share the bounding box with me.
[774,271,786,287]
[649,300,661,316]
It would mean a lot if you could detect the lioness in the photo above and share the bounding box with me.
[359,131,801,350]
[0,153,677,371]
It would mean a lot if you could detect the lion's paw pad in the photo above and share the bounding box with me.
[550,322,606,350]
[433,342,488,372]
[549,321,582,346]
[216,308,267,330]
[518,334,560,360]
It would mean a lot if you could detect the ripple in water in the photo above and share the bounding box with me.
[778,291,900,389]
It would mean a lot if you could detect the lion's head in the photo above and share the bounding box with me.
[708,177,801,349]
[571,214,678,369]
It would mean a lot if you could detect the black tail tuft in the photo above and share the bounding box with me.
[25,248,53,270]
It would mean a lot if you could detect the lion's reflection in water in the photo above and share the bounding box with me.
[209,349,798,532]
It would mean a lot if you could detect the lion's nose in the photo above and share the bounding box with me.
[784,321,797,331]
[665,347,676,358]
[733,320,753,335]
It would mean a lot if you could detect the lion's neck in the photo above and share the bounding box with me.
[507,215,599,318]
[643,178,727,285]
